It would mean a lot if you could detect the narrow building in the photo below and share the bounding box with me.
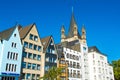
[56,44,68,80]
[88,46,114,80]
[41,36,57,74]
[19,24,45,80]
[0,26,22,80]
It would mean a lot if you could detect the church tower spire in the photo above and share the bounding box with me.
[61,25,66,42]
[67,9,79,38]
[81,24,86,43]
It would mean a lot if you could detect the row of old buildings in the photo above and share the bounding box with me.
[0,12,114,80]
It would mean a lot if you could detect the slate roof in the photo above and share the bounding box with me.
[88,46,100,53]
[41,36,51,52]
[19,24,34,39]
[67,13,81,39]
[0,27,16,40]
[56,40,81,52]
[88,46,107,56]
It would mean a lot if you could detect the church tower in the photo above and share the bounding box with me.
[61,25,66,42]
[81,24,86,43]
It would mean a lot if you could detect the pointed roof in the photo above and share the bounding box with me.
[19,23,34,39]
[61,25,65,31]
[0,26,16,40]
[82,24,86,33]
[41,36,51,52]
[67,13,81,38]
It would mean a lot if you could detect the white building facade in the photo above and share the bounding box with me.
[63,47,82,80]
[88,46,114,80]
[0,26,22,80]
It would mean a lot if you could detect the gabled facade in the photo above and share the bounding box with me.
[88,46,114,80]
[0,26,22,80]
[19,24,44,80]
[59,12,89,80]
[41,36,57,74]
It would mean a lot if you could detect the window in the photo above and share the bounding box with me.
[99,68,101,73]
[73,62,76,68]
[26,73,31,79]
[11,42,14,47]
[10,52,13,59]
[34,45,37,50]
[16,53,18,60]
[100,56,104,60]
[77,63,80,69]
[33,54,37,60]
[13,53,15,60]
[12,64,14,71]
[14,34,16,37]
[22,73,25,79]
[98,61,100,66]
[70,54,72,59]
[45,65,49,71]
[60,60,65,64]
[29,43,33,49]
[6,63,8,71]
[36,74,40,80]
[66,53,69,58]
[93,54,94,58]
[94,67,96,73]
[14,65,17,72]
[38,46,41,51]
[28,53,32,59]
[83,47,86,51]
[32,74,35,80]
[32,64,36,70]
[27,63,31,69]
[22,62,26,68]
[49,57,52,62]
[37,55,41,61]
[7,52,10,59]
[14,43,17,48]
[24,42,28,48]
[93,60,95,65]
[30,34,33,40]
[23,51,27,58]
[34,36,38,41]
[37,64,40,70]
[9,64,11,71]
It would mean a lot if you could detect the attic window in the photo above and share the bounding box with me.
[34,36,38,41]
[30,34,33,40]
[43,42,46,45]
[91,49,94,52]
[14,34,16,37]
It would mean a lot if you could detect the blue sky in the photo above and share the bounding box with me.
[0,0,120,62]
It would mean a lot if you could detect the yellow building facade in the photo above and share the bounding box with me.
[19,24,45,80]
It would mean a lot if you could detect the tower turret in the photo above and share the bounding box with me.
[61,25,66,42]
[81,24,86,43]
